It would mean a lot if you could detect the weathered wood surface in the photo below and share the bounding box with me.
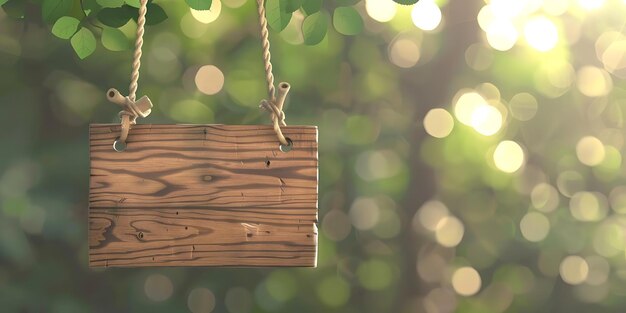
[89,124,318,267]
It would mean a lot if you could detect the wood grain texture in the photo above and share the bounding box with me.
[89,124,318,267]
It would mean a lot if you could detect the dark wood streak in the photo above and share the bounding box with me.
[89,124,318,267]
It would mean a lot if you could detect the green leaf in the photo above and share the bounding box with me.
[302,11,328,45]
[124,0,141,8]
[96,0,125,8]
[335,0,360,6]
[0,0,9,6]
[51,16,80,39]
[144,3,168,25]
[185,0,212,10]
[81,0,102,11]
[1,0,25,18]
[42,0,73,23]
[333,6,363,35]
[266,0,292,31]
[393,0,420,4]
[71,27,97,59]
[101,27,130,51]
[128,3,168,25]
[301,0,322,15]
[285,0,303,13]
[97,7,133,27]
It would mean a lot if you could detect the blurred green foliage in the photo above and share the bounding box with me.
[2,0,418,58]
[2,0,626,313]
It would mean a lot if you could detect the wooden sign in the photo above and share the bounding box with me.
[89,124,318,267]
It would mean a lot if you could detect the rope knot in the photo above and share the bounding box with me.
[259,99,286,126]
[107,88,153,148]
[259,82,291,145]
[107,88,153,124]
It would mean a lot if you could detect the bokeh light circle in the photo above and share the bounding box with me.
[509,92,538,121]
[435,216,464,247]
[144,274,174,302]
[471,104,502,136]
[524,16,559,52]
[411,0,442,31]
[609,186,626,214]
[576,66,613,97]
[365,0,397,23]
[349,197,380,230]
[493,141,525,173]
[452,267,482,296]
[531,183,560,212]
[389,38,421,68]
[486,20,518,51]
[520,212,550,242]
[454,91,486,125]
[187,288,216,313]
[560,256,589,285]
[423,108,454,138]
[195,65,225,95]
[576,136,605,166]
[414,200,450,232]
[190,0,221,24]
[569,191,608,222]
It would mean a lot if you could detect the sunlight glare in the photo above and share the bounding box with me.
[524,16,558,52]
[454,91,486,125]
[471,104,502,136]
[411,0,442,31]
[366,0,397,23]
[486,19,518,51]
[577,0,606,10]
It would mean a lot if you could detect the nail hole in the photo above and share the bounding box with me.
[137,232,144,239]
[113,138,127,152]
[176,211,179,215]
[185,226,188,230]
[279,137,293,153]
[280,83,289,89]
[265,160,271,167]
[246,233,253,238]
[108,90,115,98]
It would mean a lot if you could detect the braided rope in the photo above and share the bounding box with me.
[107,0,149,149]
[128,0,148,102]
[256,0,276,102]
[256,0,290,146]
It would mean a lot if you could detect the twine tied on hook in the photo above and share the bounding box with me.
[256,0,291,147]
[106,88,153,145]
[259,82,291,146]
[107,0,150,150]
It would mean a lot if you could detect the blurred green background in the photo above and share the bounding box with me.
[2,0,626,312]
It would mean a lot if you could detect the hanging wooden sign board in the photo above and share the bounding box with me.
[88,124,318,267]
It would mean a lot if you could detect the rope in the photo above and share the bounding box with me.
[106,0,289,148]
[256,0,290,146]
[107,0,152,148]
[257,0,275,101]
[128,0,147,102]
